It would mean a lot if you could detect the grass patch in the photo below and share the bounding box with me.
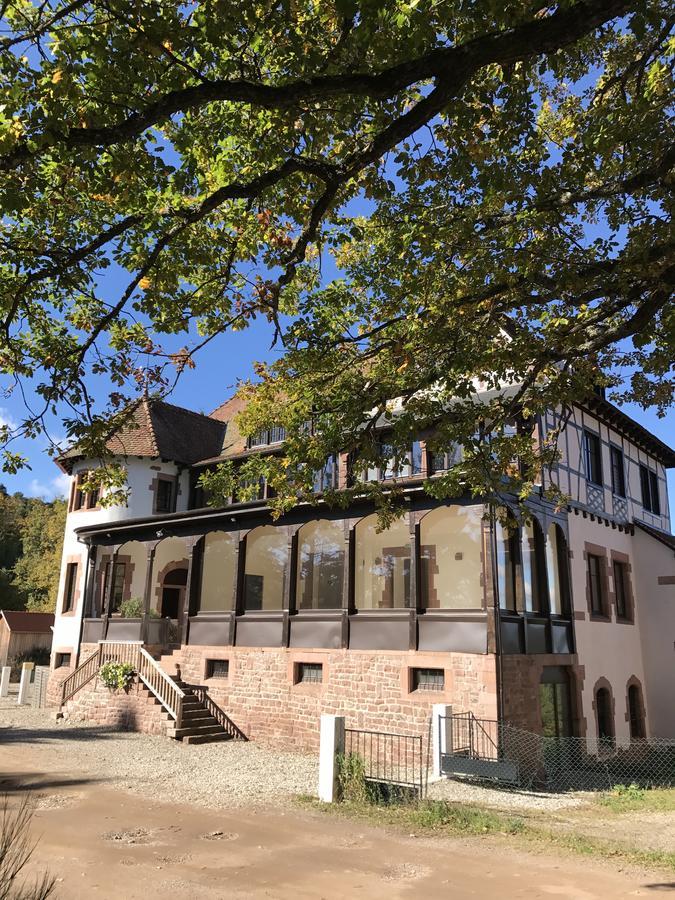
[298,795,675,873]
[596,784,675,814]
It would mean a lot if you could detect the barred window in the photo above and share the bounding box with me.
[411,668,445,692]
[296,662,323,684]
[206,659,229,679]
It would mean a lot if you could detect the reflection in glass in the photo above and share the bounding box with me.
[199,531,237,612]
[243,525,288,610]
[496,521,522,612]
[420,505,484,609]
[522,519,547,613]
[297,519,344,609]
[354,514,411,609]
[546,524,570,615]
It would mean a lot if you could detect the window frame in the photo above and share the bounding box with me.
[295,661,323,684]
[595,685,615,748]
[54,652,72,668]
[411,667,445,692]
[640,464,661,514]
[247,426,287,448]
[609,445,626,498]
[612,559,631,621]
[627,683,646,740]
[154,476,176,515]
[587,553,606,618]
[104,560,127,613]
[583,430,603,486]
[62,562,78,613]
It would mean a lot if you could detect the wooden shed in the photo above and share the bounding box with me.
[0,610,54,668]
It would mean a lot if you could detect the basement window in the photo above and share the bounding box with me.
[55,653,72,669]
[296,662,323,684]
[411,667,445,692]
[205,659,229,679]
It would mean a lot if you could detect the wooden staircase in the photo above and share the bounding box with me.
[60,641,245,745]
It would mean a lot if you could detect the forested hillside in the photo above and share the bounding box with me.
[0,486,65,612]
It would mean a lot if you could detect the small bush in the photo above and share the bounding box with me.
[336,752,371,803]
[119,597,143,618]
[98,662,135,691]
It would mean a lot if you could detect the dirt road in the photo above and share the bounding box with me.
[1,742,669,899]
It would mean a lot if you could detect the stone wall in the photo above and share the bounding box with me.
[60,675,172,736]
[172,645,498,750]
[500,653,585,735]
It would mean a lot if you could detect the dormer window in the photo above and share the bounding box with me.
[248,426,286,448]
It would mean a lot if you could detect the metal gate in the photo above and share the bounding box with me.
[344,727,426,797]
[439,712,519,784]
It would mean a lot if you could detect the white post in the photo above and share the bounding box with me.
[0,666,10,698]
[17,662,33,706]
[318,714,345,803]
[432,703,453,779]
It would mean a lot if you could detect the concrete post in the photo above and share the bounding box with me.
[0,666,10,697]
[431,703,453,779]
[17,662,34,705]
[318,714,345,803]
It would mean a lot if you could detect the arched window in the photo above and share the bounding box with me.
[354,514,411,610]
[595,685,614,747]
[419,505,484,609]
[627,682,646,740]
[199,531,237,612]
[496,520,522,612]
[522,518,547,614]
[243,525,288,611]
[546,524,571,616]
[296,519,344,610]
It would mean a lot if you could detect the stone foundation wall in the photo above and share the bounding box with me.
[500,654,584,735]
[173,646,498,750]
[60,675,171,736]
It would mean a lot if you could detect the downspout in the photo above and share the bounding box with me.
[489,504,505,724]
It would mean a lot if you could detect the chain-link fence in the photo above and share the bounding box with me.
[440,713,675,791]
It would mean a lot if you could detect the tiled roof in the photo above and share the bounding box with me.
[634,521,675,552]
[1,610,54,633]
[58,399,226,472]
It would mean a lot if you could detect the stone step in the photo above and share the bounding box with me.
[170,723,226,740]
[181,708,215,721]
[182,732,231,745]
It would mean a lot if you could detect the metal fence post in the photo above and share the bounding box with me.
[431,703,452,778]
[318,714,345,802]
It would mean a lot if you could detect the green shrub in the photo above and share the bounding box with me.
[336,752,372,803]
[98,662,135,691]
[119,597,143,618]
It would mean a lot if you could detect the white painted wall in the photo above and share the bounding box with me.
[568,515,648,747]
[51,456,187,662]
[632,528,675,738]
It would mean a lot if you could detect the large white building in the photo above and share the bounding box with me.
[48,390,675,753]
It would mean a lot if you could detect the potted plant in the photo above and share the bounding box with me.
[98,662,135,692]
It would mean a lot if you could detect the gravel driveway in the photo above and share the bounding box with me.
[0,701,319,808]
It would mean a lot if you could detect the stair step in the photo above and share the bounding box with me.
[183,732,231,745]
[171,724,226,739]
[182,709,215,721]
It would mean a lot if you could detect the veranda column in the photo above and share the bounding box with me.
[340,519,353,648]
[282,526,298,648]
[180,536,201,646]
[408,509,419,651]
[141,541,158,645]
[228,531,242,645]
[102,544,120,640]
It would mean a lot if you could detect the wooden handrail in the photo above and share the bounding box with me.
[136,646,185,722]
[61,641,185,725]
[60,647,101,704]
[190,685,247,741]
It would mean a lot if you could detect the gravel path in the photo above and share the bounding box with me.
[0,700,589,814]
[0,702,319,808]
[427,774,586,811]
